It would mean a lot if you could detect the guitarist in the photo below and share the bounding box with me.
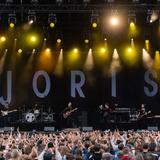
[62,102,78,128]
[137,104,151,129]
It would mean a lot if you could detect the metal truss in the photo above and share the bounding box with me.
[0,4,160,14]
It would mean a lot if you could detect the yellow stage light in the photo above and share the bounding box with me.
[101,48,106,53]
[50,22,55,28]
[44,38,47,41]
[9,23,15,28]
[145,40,149,44]
[123,47,138,66]
[129,22,138,37]
[17,49,22,55]
[127,47,133,53]
[0,36,6,42]
[31,36,36,42]
[92,22,97,28]
[73,48,78,53]
[57,38,61,44]
[84,39,89,44]
[46,48,51,53]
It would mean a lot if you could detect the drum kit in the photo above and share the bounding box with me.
[23,104,55,123]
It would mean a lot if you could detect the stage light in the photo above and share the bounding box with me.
[145,40,150,51]
[9,22,15,28]
[129,20,138,37]
[18,49,22,54]
[147,10,158,24]
[127,47,133,53]
[104,38,107,41]
[110,16,119,26]
[0,36,6,42]
[84,39,89,44]
[45,48,51,53]
[57,38,61,44]
[28,10,36,24]
[29,20,34,24]
[31,36,36,42]
[101,48,106,53]
[26,34,39,46]
[123,47,138,66]
[92,22,97,28]
[50,22,55,28]
[8,13,16,27]
[73,48,78,53]
[44,38,47,41]
[154,51,160,70]
[48,13,57,28]
[91,12,99,28]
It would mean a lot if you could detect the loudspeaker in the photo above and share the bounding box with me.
[147,126,158,131]
[44,127,55,132]
[3,127,14,132]
[82,127,93,131]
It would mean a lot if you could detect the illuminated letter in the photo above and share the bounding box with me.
[33,71,51,98]
[71,71,85,98]
[0,71,12,107]
[144,70,158,97]
[111,71,116,97]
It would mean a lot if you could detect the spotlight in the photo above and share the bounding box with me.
[18,49,22,54]
[0,36,6,42]
[46,48,51,53]
[73,48,78,53]
[91,12,99,28]
[29,20,34,24]
[110,16,119,26]
[44,38,47,41]
[9,23,15,28]
[31,36,36,42]
[50,22,55,28]
[128,10,136,24]
[92,22,97,28]
[147,10,158,23]
[84,39,89,44]
[57,38,61,44]
[28,10,36,24]
[48,13,57,28]
[127,48,133,53]
[101,48,106,53]
[8,13,16,27]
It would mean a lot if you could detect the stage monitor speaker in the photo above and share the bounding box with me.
[147,126,158,131]
[82,127,93,131]
[3,127,14,132]
[44,127,55,132]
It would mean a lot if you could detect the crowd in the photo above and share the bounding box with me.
[0,129,160,160]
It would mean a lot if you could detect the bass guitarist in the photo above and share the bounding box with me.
[61,102,78,128]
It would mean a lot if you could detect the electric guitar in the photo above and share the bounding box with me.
[63,108,78,119]
[1,109,17,116]
[137,111,151,120]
